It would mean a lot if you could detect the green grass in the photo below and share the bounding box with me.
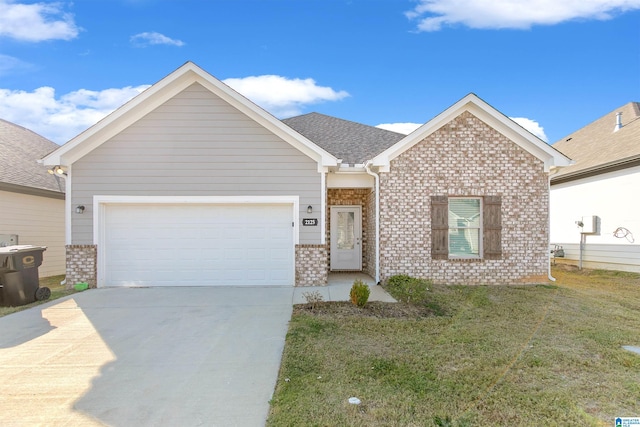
[0,275,73,317]
[268,266,640,426]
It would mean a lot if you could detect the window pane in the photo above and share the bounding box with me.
[449,228,480,256]
[448,198,480,257]
[336,211,355,250]
[448,199,480,228]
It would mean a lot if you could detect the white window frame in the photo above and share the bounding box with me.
[448,197,483,259]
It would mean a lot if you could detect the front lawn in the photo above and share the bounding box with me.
[0,275,72,317]
[268,266,640,426]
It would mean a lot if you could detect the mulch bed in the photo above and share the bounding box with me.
[293,301,434,319]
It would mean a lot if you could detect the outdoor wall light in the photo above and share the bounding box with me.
[307,205,313,214]
[47,165,67,176]
[76,205,85,214]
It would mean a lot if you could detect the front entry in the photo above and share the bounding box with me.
[330,206,362,270]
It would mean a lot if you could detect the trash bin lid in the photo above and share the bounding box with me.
[0,245,47,254]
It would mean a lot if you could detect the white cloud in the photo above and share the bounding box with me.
[406,0,640,31]
[0,85,150,143]
[0,74,348,143]
[510,117,548,141]
[222,75,350,117]
[130,32,185,47]
[376,122,422,135]
[0,0,79,41]
[0,54,29,76]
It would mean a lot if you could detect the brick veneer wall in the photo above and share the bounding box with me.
[364,190,376,279]
[378,111,550,285]
[327,188,371,271]
[295,244,328,286]
[65,244,97,289]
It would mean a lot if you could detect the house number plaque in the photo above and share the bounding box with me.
[302,218,318,226]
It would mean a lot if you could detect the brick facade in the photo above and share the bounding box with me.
[65,244,97,289]
[378,111,550,285]
[295,244,328,286]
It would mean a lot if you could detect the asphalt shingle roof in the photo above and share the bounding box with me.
[283,112,406,164]
[552,102,640,180]
[0,119,65,194]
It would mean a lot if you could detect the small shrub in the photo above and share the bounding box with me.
[385,275,431,304]
[349,279,370,307]
[302,290,324,309]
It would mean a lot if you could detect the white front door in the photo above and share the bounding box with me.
[330,206,362,270]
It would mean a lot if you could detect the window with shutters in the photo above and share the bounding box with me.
[431,195,502,260]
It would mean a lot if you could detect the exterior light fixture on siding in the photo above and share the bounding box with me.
[307,205,313,214]
[76,205,85,214]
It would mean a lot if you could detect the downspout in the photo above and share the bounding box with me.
[547,169,556,282]
[364,161,380,284]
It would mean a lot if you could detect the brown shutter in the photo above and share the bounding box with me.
[483,196,502,260]
[431,196,448,260]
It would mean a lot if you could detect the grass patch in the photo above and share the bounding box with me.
[0,275,72,317]
[268,266,640,426]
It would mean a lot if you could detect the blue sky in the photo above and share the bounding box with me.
[0,0,639,145]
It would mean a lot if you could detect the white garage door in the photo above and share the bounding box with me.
[103,203,294,287]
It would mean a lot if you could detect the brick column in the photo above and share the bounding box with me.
[65,245,97,289]
[295,244,328,286]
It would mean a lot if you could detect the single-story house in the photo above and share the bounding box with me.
[42,62,571,288]
[550,102,640,273]
[0,119,66,277]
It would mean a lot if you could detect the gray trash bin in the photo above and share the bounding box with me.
[0,245,50,307]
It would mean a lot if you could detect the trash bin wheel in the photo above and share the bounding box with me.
[35,287,51,301]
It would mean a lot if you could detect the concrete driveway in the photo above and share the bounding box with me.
[0,286,294,426]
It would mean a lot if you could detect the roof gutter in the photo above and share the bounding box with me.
[364,161,380,284]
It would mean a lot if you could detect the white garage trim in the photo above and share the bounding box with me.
[94,195,299,287]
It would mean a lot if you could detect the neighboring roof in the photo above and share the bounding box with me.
[0,119,65,197]
[551,102,640,183]
[42,61,338,172]
[282,113,405,164]
[372,93,573,173]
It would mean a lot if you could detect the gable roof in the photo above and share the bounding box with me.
[371,93,572,173]
[42,61,338,171]
[551,102,640,183]
[282,112,405,165]
[0,119,65,197]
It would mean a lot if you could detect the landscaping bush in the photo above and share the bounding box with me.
[384,275,431,304]
[349,279,370,307]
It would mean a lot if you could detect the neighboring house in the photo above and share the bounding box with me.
[550,102,640,273]
[42,62,571,288]
[0,119,66,277]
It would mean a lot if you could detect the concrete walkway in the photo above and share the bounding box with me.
[293,273,396,304]
[0,286,293,426]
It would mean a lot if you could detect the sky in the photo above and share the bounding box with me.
[0,0,639,146]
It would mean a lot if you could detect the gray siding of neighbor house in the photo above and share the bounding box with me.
[70,83,321,245]
[379,111,550,285]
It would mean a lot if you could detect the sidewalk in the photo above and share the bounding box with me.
[293,272,396,304]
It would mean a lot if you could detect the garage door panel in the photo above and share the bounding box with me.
[103,203,294,287]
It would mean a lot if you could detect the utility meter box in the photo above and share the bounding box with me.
[580,215,600,235]
[0,235,18,247]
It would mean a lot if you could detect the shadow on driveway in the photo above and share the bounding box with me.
[0,286,294,426]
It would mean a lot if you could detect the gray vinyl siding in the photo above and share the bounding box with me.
[71,83,321,245]
[552,243,640,273]
[0,190,65,277]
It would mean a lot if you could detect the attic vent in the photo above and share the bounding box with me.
[614,112,623,132]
